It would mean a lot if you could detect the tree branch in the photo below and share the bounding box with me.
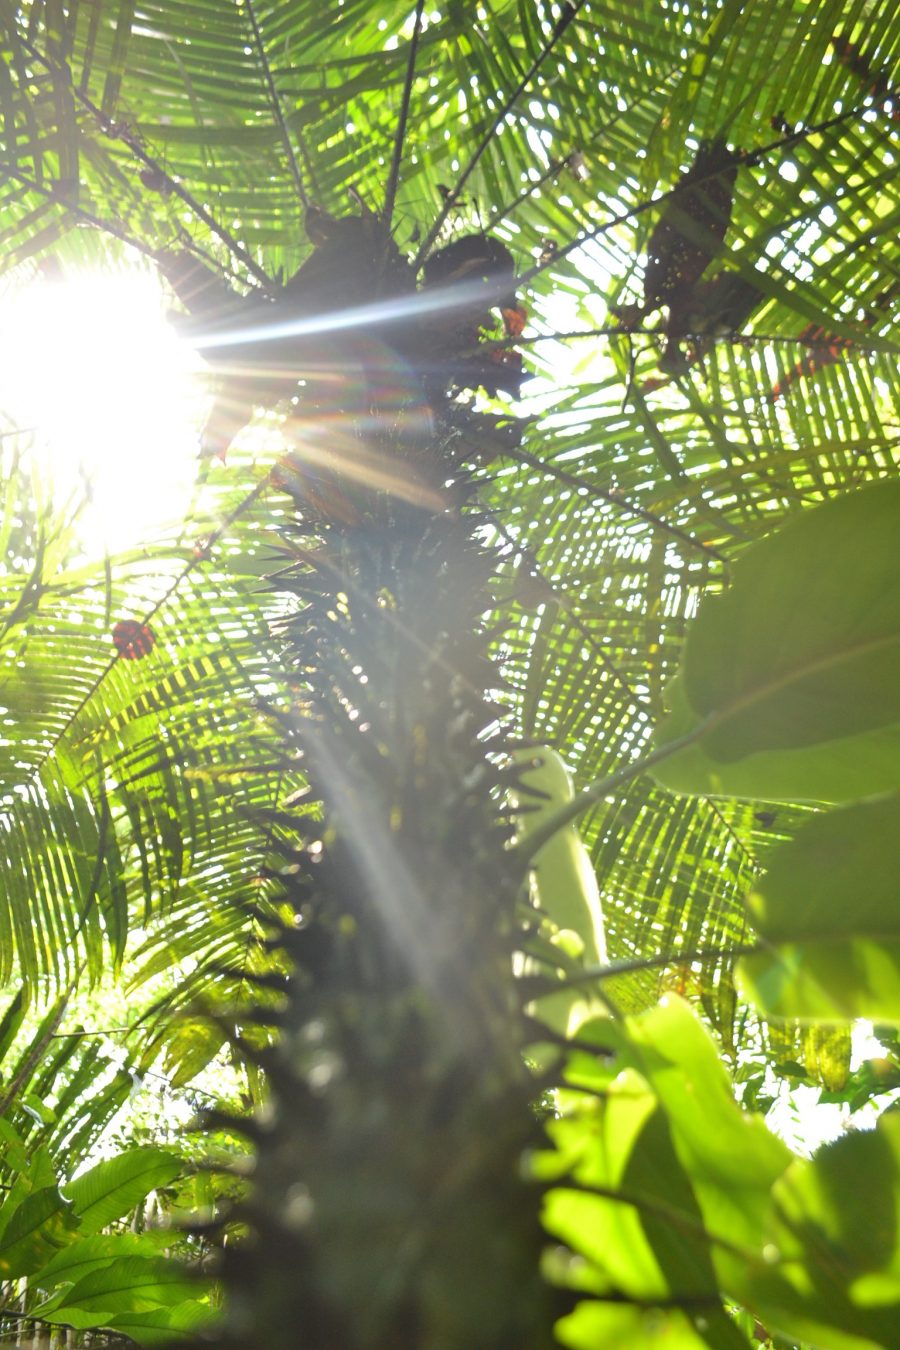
[551,940,764,989]
[383,0,427,230]
[510,718,715,869]
[245,0,310,208]
[413,0,588,266]
[16,33,274,288]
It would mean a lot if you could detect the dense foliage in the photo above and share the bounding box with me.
[0,1,898,1347]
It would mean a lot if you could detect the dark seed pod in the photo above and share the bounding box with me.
[112,619,156,659]
[642,139,742,317]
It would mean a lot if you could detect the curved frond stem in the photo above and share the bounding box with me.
[413,0,589,267]
[29,472,275,780]
[244,0,311,209]
[516,327,900,354]
[15,31,274,288]
[493,439,728,562]
[490,516,656,713]
[511,716,715,867]
[383,0,427,231]
[556,940,764,988]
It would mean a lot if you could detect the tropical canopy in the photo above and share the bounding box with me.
[0,2,898,1348]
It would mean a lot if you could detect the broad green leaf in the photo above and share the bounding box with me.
[744,1113,900,1349]
[738,939,900,1024]
[31,1231,174,1291]
[555,1299,749,1349]
[540,1001,789,1324]
[624,997,792,1261]
[541,1073,704,1300]
[737,795,900,1023]
[0,1186,76,1279]
[63,1149,181,1235]
[106,1300,217,1348]
[656,678,900,813]
[542,999,782,1344]
[33,1255,199,1327]
[653,482,900,803]
[745,795,900,942]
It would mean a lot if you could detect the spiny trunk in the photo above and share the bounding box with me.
[193,366,566,1348]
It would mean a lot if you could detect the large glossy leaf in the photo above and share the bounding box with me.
[738,793,900,1022]
[30,1230,174,1291]
[0,1185,75,1279]
[542,999,900,1349]
[538,1001,790,1324]
[63,1148,181,1234]
[102,1300,218,1348]
[745,1113,900,1349]
[623,998,792,1257]
[556,1300,748,1350]
[33,1254,199,1327]
[541,1072,712,1301]
[653,481,900,802]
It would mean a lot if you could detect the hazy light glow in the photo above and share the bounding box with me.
[192,272,517,352]
[0,263,519,551]
[0,267,204,550]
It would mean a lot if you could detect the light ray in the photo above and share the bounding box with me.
[0,265,204,551]
[189,274,515,354]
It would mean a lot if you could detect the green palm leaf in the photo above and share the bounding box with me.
[0,0,897,1078]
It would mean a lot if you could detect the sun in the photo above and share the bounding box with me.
[0,260,206,551]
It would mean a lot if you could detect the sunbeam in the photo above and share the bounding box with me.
[187,272,519,356]
[0,263,204,550]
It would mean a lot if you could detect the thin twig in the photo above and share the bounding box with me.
[16,33,273,288]
[383,0,427,230]
[511,717,715,868]
[413,0,588,266]
[555,940,764,988]
[496,438,728,561]
[245,0,308,207]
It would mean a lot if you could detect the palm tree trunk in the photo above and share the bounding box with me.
[199,350,566,1349]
